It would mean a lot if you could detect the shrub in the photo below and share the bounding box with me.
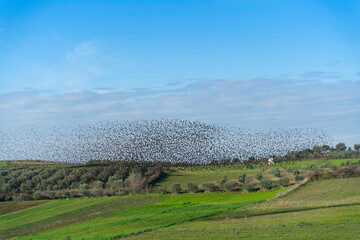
[93,181,104,189]
[19,193,27,201]
[238,174,246,183]
[255,172,263,181]
[62,190,71,198]
[126,172,143,192]
[171,183,182,194]
[330,165,338,171]
[271,168,281,178]
[242,183,255,192]
[79,184,89,197]
[278,177,290,187]
[33,191,42,200]
[220,176,228,186]
[132,184,142,194]
[111,180,124,193]
[48,191,55,199]
[295,174,304,182]
[94,188,103,197]
[202,182,217,192]
[158,185,168,194]
[187,182,199,193]
[224,181,236,191]
[260,179,273,189]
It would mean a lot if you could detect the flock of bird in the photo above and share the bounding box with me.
[0,119,333,163]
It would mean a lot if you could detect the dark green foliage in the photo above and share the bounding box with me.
[79,184,90,197]
[278,177,290,187]
[242,182,256,192]
[19,193,27,201]
[237,173,246,183]
[158,185,168,194]
[271,168,281,178]
[260,179,273,189]
[220,176,228,186]
[48,191,55,199]
[295,174,304,182]
[224,181,237,191]
[94,188,103,197]
[132,184,142,194]
[255,172,263,181]
[171,183,182,194]
[187,182,199,193]
[202,182,217,192]
[336,143,346,151]
[354,144,360,151]
[32,192,41,200]
[62,190,71,198]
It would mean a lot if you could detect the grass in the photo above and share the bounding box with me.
[2,158,360,239]
[154,158,359,190]
[153,171,253,189]
[0,201,47,216]
[272,158,359,168]
[132,177,360,240]
[1,195,161,240]
[0,161,8,167]
[132,204,360,240]
[10,190,283,239]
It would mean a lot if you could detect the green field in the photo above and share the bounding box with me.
[1,190,283,239]
[133,177,360,240]
[0,161,8,167]
[154,158,359,190]
[153,171,253,189]
[132,204,360,240]
[1,158,360,239]
[272,158,359,168]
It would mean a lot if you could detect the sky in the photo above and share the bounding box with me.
[0,0,359,147]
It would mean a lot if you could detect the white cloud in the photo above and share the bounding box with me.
[1,78,359,145]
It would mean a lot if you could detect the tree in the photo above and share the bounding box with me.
[202,182,217,192]
[271,168,281,178]
[312,145,321,153]
[220,176,228,186]
[187,182,199,193]
[320,145,330,152]
[336,143,346,151]
[238,174,246,183]
[255,172,263,181]
[171,183,182,194]
[260,179,273,189]
[278,177,289,187]
[33,191,42,200]
[354,144,360,151]
[79,184,89,197]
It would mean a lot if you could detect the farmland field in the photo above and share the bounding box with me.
[0,161,8,167]
[153,158,359,190]
[2,190,283,239]
[1,159,360,239]
[133,177,360,240]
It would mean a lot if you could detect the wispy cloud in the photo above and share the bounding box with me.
[1,78,359,146]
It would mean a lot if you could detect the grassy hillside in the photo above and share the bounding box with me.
[2,190,283,239]
[132,177,360,240]
[153,158,359,190]
[1,196,161,239]
[1,158,360,239]
[133,204,360,240]
[0,161,8,167]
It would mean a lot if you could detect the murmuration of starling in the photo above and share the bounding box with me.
[0,119,333,163]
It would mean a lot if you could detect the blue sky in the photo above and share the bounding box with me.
[0,0,359,146]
